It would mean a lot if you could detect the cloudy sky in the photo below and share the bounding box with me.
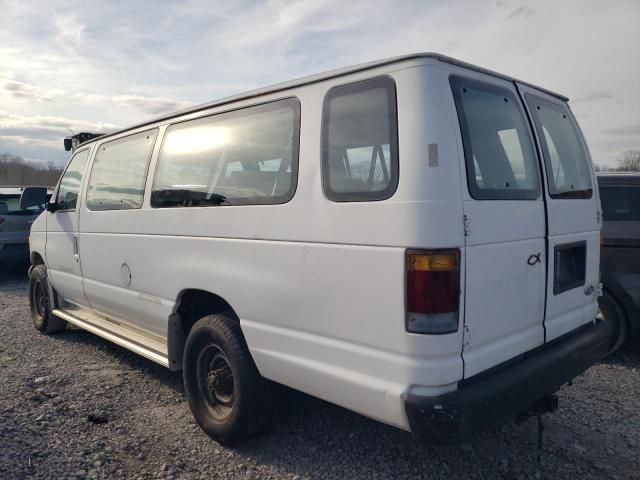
[1,0,638,169]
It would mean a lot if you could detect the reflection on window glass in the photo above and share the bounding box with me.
[322,77,398,201]
[525,94,592,198]
[450,76,540,200]
[0,194,44,215]
[600,187,640,221]
[152,98,300,207]
[56,149,90,210]
[87,130,158,210]
[0,195,21,214]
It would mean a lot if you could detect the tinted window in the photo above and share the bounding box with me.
[451,77,540,200]
[600,186,640,221]
[322,77,398,202]
[87,130,158,211]
[525,95,592,199]
[0,194,42,215]
[0,195,20,215]
[56,149,90,210]
[152,98,300,207]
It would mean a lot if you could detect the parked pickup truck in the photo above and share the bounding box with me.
[0,187,50,265]
[597,172,640,352]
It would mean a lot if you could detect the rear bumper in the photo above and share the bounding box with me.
[404,320,611,443]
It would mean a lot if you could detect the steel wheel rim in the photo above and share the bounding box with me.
[33,281,45,317]
[197,344,235,420]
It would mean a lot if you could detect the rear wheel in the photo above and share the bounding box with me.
[29,265,66,334]
[598,291,629,353]
[183,313,277,445]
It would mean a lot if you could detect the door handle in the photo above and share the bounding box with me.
[527,253,541,266]
[72,235,79,263]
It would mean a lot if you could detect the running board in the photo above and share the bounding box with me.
[52,308,169,368]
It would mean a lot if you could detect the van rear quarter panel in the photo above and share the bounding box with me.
[78,62,466,429]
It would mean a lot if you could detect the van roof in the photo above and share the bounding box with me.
[79,52,569,148]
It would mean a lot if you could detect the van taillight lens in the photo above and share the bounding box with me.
[406,250,460,334]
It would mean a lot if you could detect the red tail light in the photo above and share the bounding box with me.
[406,250,460,334]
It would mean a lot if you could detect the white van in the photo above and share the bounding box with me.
[23,53,610,445]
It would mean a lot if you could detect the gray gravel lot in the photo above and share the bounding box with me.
[1,262,639,480]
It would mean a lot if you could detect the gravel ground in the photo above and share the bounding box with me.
[1,262,639,480]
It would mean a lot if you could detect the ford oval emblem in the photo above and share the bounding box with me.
[584,285,595,296]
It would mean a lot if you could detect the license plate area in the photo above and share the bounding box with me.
[553,241,586,295]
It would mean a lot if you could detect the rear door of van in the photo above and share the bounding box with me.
[518,85,601,342]
[449,74,547,378]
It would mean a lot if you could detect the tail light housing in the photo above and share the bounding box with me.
[406,249,460,334]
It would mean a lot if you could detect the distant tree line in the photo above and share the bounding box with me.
[0,153,62,187]
[595,150,640,172]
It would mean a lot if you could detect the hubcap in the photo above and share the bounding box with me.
[198,346,235,420]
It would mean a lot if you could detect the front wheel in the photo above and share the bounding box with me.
[29,265,66,334]
[183,314,277,445]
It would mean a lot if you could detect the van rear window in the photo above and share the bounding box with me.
[525,95,592,199]
[450,76,541,200]
[151,98,300,208]
[322,77,399,202]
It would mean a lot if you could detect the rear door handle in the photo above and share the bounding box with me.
[72,235,79,263]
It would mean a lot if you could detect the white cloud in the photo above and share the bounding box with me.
[77,93,195,115]
[0,110,117,153]
[0,74,64,102]
[602,124,640,137]
[0,0,638,168]
[54,14,86,44]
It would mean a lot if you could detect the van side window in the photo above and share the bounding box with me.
[450,76,540,200]
[151,98,300,208]
[525,95,593,199]
[86,130,158,211]
[56,149,90,210]
[322,77,398,202]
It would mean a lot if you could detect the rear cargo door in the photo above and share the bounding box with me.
[518,85,601,341]
[450,75,546,378]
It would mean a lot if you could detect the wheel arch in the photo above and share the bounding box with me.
[167,288,240,371]
[602,285,638,340]
[30,250,45,265]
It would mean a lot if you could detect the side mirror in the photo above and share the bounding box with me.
[19,187,48,211]
[64,138,73,151]
[46,201,60,213]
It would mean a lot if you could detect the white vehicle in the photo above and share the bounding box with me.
[23,53,610,445]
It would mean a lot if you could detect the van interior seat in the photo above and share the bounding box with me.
[217,170,280,197]
[327,149,367,193]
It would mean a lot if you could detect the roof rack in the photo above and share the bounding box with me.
[64,132,104,152]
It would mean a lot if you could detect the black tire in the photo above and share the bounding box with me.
[598,291,629,354]
[28,265,66,334]
[183,313,277,445]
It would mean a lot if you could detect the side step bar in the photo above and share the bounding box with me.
[52,309,169,368]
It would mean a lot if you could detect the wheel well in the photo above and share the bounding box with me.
[602,287,633,336]
[31,252,44,265]
[167,289,237,371]
[176,289,236,335]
